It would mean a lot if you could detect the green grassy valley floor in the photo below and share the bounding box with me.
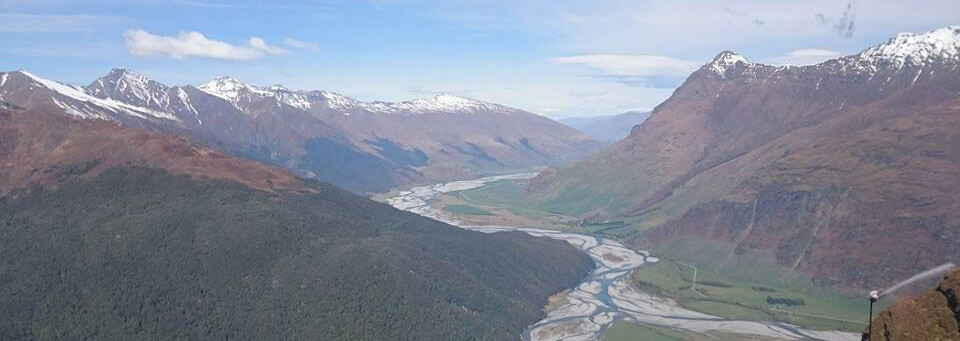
[604,323,703,341]
[438,178,875,336]
[443,203,494,216]
[633,237,872,333]
[427,179,587,232]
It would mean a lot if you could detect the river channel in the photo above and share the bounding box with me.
[384,174,859,341]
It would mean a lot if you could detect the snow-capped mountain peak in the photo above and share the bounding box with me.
[381,93,507,114]
[308,90,361,110]
[707,51,752,75]
[103,68,159,87]
[16,70,179,122]
[87,68,171,108]
[857,26,960,67]
[197,77,312,110]
[197,76,272,103]
[271,90,311,110]
[433,93,477,105]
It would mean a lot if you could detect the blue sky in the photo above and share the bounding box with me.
[2,0,959,118]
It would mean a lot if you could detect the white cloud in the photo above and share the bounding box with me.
[768,48,843,66]
[284,38,320,52]
[247,37,287,55]
[124,29,288,60]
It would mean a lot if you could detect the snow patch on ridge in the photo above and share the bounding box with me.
[273,90,312,110]
[176,87,202,123]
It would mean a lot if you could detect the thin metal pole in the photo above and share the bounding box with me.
[867,300,874,340]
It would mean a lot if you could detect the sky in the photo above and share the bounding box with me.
[1,0,958,118]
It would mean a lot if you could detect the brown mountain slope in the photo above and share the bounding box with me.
[0,107,305,194]
[78,69,416,193]
[314,106,601,181]
[193,76,602,189]
[527,27,960,289]
[195,77,604,186]
[867,269,960,341]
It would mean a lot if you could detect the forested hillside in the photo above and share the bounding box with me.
[0,109,593,340]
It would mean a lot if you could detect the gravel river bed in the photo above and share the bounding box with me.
[385,174,859,341]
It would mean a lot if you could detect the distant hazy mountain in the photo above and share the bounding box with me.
[0,69,602,192]
[559,111,650,142]
[0,106,593,340]
[528,26,960,289]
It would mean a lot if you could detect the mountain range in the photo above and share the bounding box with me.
[0,69,601,192]
[527,26,960,289]
[559,111,650,142]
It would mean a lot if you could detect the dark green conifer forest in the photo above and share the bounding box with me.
[0,167,592,341]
